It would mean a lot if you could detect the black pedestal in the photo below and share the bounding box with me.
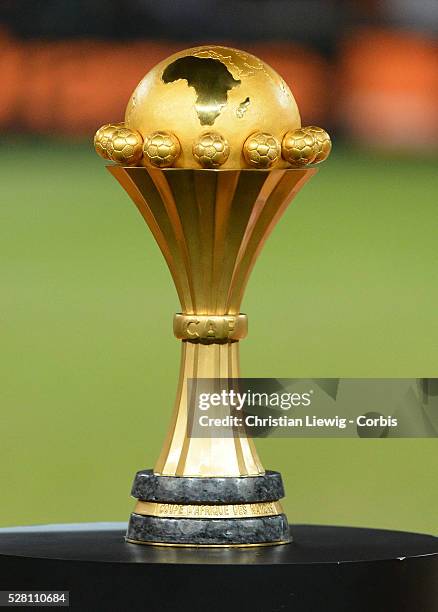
[0,523,436,612]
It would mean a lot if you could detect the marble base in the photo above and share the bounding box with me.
[131,469,284,503]
[127,513,290,546]
[128,468,287,545]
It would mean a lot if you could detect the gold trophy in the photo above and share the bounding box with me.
[94,46,331,547]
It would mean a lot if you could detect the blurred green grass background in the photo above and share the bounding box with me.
[1,139,437,534]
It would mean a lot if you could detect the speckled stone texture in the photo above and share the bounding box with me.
[131,469,285,504]
[127,513,290,545]
[129,469,288,545]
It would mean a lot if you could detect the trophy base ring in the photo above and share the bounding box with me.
[126,513,290,547]
[131,469,285,504]
[125,538,290,548]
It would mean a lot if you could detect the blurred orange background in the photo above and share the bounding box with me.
[0,26,437,151]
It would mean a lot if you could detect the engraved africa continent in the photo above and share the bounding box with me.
[162,56,241,126]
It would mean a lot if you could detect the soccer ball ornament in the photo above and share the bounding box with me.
[93,45,331,169]
[243,132,280,168]
[143,131,181,168]
[105,126,143,165]
[306,126,332,163]
[193,132,230,168]
[282,127,331,167]
[94,123,124,160]
[282,128,317,167]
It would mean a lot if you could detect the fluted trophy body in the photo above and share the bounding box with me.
[109,166,315,481]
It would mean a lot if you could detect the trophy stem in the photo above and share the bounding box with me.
[154,322,264,477]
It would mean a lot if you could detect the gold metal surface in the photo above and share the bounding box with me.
[125,539,290,548]
[94,45,333,171]
[243,132,280,168]
[109,165,315,477]
[307,126,332,163]
[143,130,181,168]
[94,123,124,160]
[282,128,318,166]
[105,126,143,165]
[134,500,283,519]
[192,132,230,168]
[173,314,247,342]
[125,45,301,168]
[282,126,331,167]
